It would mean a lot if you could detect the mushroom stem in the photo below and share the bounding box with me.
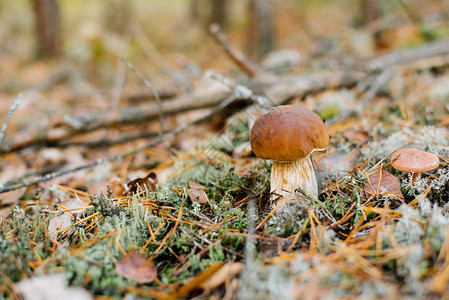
[411,172,421,185]
[270,155,318,211]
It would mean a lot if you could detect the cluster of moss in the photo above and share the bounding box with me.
[0,141,271,298]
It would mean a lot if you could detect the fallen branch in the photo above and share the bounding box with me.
[0,94,22,144]
[3,38,449,155]
[209,23,261,77]
[119,56,165,135]
[366,38,449,71]
[0,91,243,194]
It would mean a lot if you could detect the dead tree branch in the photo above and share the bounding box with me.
[366,38,449,71]
[0,94,22,145]
[119,56,165,134]
[209,23,261,77]
[0,92,242,194]
[3,38,449,154]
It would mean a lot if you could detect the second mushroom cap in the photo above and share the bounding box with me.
[391,148,439,173]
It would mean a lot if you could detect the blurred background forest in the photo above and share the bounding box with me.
[1,0,449,93]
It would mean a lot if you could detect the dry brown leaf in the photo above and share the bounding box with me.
[364,169,404,202]
[188,181,208,204]
[127,172,157,195]
[199,262,244,292]
[48,195,90,239]
[87,180,110,195]
[0,155,27,207]
[342,130,370,146]
[115,251,157,284]
[109,177,126,196]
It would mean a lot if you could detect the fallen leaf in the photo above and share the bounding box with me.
[343,130,370,146]
[87,180,110,195]
[48,195,89,239]
[0,155,27,207]
[127,172,157,195]
[364,169,404,202]
[17,273,92,300]
[115,251,157,284]
[109,177,127,196]
[188,181,208,204]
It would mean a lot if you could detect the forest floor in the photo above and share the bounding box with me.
[1,1,449,299]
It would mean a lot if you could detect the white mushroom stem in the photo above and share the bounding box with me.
[270,155,318,210]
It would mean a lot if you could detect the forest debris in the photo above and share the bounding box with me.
[124,87,177,104]
[0,155,27,207]
[115,251,157,284]
[48,194,90,238]
[32,148,66,169]
[343,130,370,146]
[62,80,232,131]
[209,23,260,77]
[16,273,92,300]
[366,38,449,71]
[199,262,244,292]
[321,148,360,175]
[176,262,224,298]
[0,88,243,195]
[262,49,302,72]
[261,70,365,105]
[90,193,120,217]
[109,177,126,196]
[86,180,110,195]
[429,230,449,296]
[187,181,208,204]
[0,94,22,144]
[363,169,404,202]
[126,172,157,195]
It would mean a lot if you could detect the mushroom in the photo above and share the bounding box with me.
[250,105,329,210]
[390,148,439,184]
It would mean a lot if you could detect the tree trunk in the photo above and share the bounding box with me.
[247,0,275,59]
[362,0,379,24]
[190,0,200,22]
[209,0,227,28]
[31,0,60,58]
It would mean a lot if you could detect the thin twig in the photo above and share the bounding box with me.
[206,70,273,108]
[366,38,449,71]
[0,93,241,194]
[119,56,165,135]
[209,23,260,77]
[154,196,184,254]
[0,94,22,145]
[397,0,421,25]
[111,60,126,110]
[131,24,192,90]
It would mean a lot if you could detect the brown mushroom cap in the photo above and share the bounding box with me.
[391,148,439,173]
[250,105,329,161]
